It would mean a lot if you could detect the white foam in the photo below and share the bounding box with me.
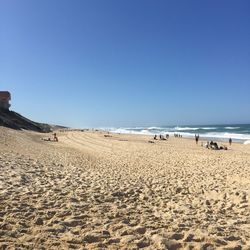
[225,127,240,129]
[201,127,217,130]
[147,126,167,130]
[108,128,249,141]
[174,126,217,131]
[174,127,199,131]
[244,140,250,145]
[109,128,154,135]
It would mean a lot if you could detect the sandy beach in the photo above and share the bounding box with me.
[0,127,250,249]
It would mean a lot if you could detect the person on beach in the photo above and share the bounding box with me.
[209,141,219,150]
[195,134,199,144]
[213,142,219,150]
[153,135,157,140]
[53,133,58,142]
[229,138,232,145]
[160,135,166,140]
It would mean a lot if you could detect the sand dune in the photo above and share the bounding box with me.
[0,127,250,249]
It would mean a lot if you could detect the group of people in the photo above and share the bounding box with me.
[199,136,232,150]
[153,134,169,140]
[42,133,58,142]
[194,134,234,150]
[202,141,228,150]
[174,133,182,138]
[152,133,233,150]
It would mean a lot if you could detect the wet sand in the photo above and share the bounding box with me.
[0,127,250,249]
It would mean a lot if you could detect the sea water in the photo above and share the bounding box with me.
[102,124,250,144]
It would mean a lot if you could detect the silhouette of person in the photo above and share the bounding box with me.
[195,134,199,145]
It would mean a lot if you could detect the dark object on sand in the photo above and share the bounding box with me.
[42,138,51,141]
[104,134,112,137]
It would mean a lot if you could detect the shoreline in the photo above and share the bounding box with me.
[99,129,246,145]
[97,124,250,144]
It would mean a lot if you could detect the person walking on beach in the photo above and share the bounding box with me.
[229,138,232,146]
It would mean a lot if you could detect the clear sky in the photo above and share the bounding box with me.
[1,0,249,128]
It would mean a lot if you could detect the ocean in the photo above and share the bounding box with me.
[103,124,250,144]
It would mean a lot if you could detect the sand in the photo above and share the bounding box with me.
[0,127,250,249]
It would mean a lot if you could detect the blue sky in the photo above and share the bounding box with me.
[1,0,249,127]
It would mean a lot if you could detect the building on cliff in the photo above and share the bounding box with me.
[0,91,11,110]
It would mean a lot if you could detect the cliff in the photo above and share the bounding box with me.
[0,109,53,133]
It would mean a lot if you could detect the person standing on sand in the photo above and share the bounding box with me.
[229,138,232,145]
[195,134,199,145]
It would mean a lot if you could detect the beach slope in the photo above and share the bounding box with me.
[0,128,250,249]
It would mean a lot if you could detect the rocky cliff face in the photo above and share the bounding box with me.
[0,109,52,133]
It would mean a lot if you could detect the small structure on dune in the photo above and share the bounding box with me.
[0,91,11,110]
